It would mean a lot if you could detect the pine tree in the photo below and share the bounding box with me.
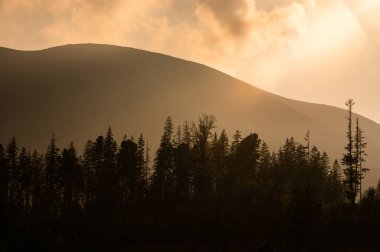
[354,118,368,202]
[18,148,32,218]
[30,150,44,215]
[329,160,343,203]
[45,135,61,217]
[0,144,7,219]
[118,137,138,203]
[213,130,229,192]
[174,140,191,200]
[152,116,175,201]
[144,141,150,197]
[258,141,271,179]
[233,133,261,184]
[191,114,216,195]
[136,134,145,200]
[182,120,192,148]
[231,130,242,156]
[7,137,18,218]
[83,140,96,206]
[100,127,119,205]
[304,130,311,166]
[60,142,82,214]
[342,99,358,205]
[278,138,297,178]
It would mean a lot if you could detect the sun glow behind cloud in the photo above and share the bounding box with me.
[0,0,379,122]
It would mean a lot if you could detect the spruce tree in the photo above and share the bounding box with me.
[31,150,43,215]
[18,148,32,218]
[191,114,216,195]
[137,134,146,200]
[354,118,368,202]
[83,140,96,206]
[258,141,270,179]
[342,99,358,205]
[118,137,138,203]
[45,135,61,217]
[7,137,18,218]
[60,142,82,214]
[231,130,242,156]
[0,144,7,219]
[152,116,175,201]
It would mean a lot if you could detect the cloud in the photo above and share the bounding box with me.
[0,0,315,60]
[195,0,255,38]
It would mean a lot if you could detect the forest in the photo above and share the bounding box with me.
[1,105,380,251]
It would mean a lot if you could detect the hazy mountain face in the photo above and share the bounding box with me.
[2,0,379,124]
[1,44,379,187]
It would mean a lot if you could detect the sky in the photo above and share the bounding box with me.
[1,0,379,123]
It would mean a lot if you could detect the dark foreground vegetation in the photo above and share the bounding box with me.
[1,110,379,251]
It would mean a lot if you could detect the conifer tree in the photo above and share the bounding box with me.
[214,130,229,191]
[18,147,32,217]
[83,140,96,205]
[136,134,146,200]
[0,144,6,219]
[258,141,270,179]
[329,159,343,203]
[342,99,358,205]
[304,130,311,166]
[231,130,242,156]
[144,140,150,197]
[152,116,175,200]
[192,113,215,195]
[60,142,82,214]
[45,135,61,217]
[7,137,18,218]
[354,118,368,202]
[233,133,261,183]
[30,150,43,214]
[174,140,191,200]
[118,137,138,203]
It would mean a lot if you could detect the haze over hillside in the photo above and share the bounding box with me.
[0,44,379,187]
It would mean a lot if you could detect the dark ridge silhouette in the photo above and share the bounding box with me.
[0,43,379,187]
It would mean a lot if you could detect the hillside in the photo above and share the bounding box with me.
[0,44,379,187]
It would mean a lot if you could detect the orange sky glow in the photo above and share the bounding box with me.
[1,0,379,122]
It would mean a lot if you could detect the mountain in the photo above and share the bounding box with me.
[1,44,379,187]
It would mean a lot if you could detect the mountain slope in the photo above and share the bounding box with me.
[1,44,379,187]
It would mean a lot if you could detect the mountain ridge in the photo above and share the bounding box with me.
[1,43,379,187]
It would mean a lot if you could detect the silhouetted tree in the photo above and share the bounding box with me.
[231,130,242,156]
[342,99,358,205]
[60,142,82,215]
[0,113,378,251]
[152,116,175,201]
[257,141,270,180]
[328,159,343,204]
[99,127,119,206]
[192,113,216,195]
[233,133,261,185]
[30,150,43,217]
[45,135,61,217]
[118,137,138,203]
[7,137,18,219]
[210,130,229,192]
[18,147,32,218]
[355,118,368,202]
[83,140,96,206]
[136,134,146,200]
[0,144,7,220]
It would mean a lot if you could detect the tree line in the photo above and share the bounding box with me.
[0,103,379,251]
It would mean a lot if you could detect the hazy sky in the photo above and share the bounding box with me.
[1,0,379,122]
